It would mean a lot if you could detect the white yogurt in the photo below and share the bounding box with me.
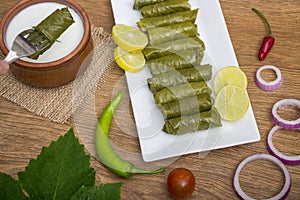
[5,2,84,63]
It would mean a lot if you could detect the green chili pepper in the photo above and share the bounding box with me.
[95,90,165,178]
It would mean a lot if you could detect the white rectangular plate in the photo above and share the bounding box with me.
[111,0,260,162]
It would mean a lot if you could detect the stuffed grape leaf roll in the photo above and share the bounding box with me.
[141,0,191,18]
[163,108,222,135]
[133,0,168,10]
[158,94,213,119]
[143,36,205,60]
[148,22,198,45]
[137,9,198,32]
[153,81,211,105]
[27,7,74,60]
[148,49,204,76]
[148,64,212,92]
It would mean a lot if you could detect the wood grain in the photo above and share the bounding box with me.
[1,0,299,199]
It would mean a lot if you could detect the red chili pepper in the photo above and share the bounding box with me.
[252,8,275,61]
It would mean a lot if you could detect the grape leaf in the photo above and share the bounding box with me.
[71,183,123,200]
[1,128,122,200]
[18,128,96,200]
[0,172,28,200]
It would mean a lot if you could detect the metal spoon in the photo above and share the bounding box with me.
[0,29,50,75]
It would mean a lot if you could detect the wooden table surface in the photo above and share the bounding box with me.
[1,0,299,199]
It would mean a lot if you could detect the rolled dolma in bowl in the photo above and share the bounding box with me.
[148,48,204,76]
[0,0,92,88]
[137,9,198,32]
[153,81,211,105]
[140,0,191,18]
[148,22,198,45]
[163,108,222,135]
[143,36,205,60]
[27,7,74,60]
[148,64,212,92]
[158,94,213,119]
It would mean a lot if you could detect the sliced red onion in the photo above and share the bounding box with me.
[233,154,291,200]
[267,125,300,165]
[271,98,300,130]
[255,65,283,91]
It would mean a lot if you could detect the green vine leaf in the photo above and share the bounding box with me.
[1,128,122,200]
[71,183,123,200]
[0,172,28,200]
[18,128,96,200]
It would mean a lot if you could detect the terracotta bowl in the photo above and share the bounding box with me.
[0,0,93,88]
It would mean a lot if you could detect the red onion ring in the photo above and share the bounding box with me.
[233,154,291,200]
[255,65,283,91]
[267,125,300,165]
[271,99,300,130]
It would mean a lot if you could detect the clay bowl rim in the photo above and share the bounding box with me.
[0,0,91,69]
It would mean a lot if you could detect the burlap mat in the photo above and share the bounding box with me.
[0,25,116,124]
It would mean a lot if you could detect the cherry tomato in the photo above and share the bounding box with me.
[167,168,196,199]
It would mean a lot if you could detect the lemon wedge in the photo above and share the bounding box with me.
[212,66,248,95]
[114,46,146,73]
[215,85,249,121]
[112,24,148,52]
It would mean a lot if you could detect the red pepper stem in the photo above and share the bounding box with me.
[252,8,273,36]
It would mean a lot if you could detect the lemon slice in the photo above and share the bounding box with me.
[215,85,249,121]
[112,24,148,52]
[212,66,248,95]
[114,46,146,72]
